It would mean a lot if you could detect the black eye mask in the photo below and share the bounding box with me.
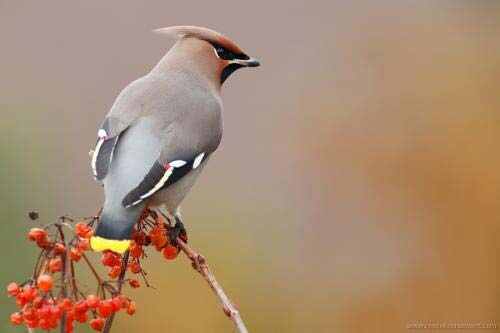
[211,43,249,61]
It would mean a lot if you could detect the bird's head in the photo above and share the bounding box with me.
[154,26,260,86]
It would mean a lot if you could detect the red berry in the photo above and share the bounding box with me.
[57,298,73,311]
[48,257,62,273]
[77,237,90,251]
[70,247,82,261]
[98,300,113,318]
[101,251,121,267]
[128,279,140,288]
[132,231,146,246]
[162,245,178,260]
[117,295,129,309]
[38,304,51,316]
[10,312,23,325]
[130,243,143,258]
[37,274,53,292]
[7,282,20,296]
[32,296,44,308]
[49,305,62,320]
[129,261,141,274]
[75,222,93,238]
[39,318,51,330]
[126,301,136,315]
[111,297,123,312]
[23,307,37,322]
[23,285,38,301]
[26,319,39,329]
[28,228,47,242]
[66,318,74,333]
[74,300,89,314]
[75,312,88,323]
[108,265,121,279]
[15,293,28,307]
[54,243,66,254]
[86,294,101,308]
[150,226,168,250]
[90,317,105,331]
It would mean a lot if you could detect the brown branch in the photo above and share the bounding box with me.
[176,238,249,333]
[103,251,130,333]
[55,223,70,333]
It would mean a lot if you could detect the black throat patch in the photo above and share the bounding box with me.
[221,63,244,84]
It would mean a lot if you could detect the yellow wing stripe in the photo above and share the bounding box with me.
[90,236,130,254]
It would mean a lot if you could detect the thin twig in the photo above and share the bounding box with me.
[70,261,78,300]
[176,238,249,333]
[81,252,107,298]
[102,251,130,333]
[82,253,104,286]
[55,223,69,333]
[31,250,45,281]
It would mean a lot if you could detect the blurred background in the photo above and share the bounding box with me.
[1,1,499,332]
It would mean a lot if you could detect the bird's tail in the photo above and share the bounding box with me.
[90,207,142,254]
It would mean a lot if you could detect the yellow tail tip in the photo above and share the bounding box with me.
[90,236,130,254]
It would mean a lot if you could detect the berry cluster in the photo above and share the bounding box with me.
[6,209,183,332]
[131,212,183,263]
[8,281,135,331]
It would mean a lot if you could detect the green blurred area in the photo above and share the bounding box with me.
[0,108,55,332]
[1,1,500,332]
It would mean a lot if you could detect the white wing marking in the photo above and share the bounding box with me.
[98,129,107,138]
[169,160,187,168]
[91,138,105,177]
[139,167,174,200]
[192,153,205,169]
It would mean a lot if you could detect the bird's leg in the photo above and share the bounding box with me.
[153,206,188,245]
[168,214,188,245]
[153,206,174,226]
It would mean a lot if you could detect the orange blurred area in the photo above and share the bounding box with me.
[0,1,499,332]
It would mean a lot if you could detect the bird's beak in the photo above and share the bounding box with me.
[232,58,261,67]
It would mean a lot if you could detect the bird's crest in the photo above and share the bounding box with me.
[153,25,245,57]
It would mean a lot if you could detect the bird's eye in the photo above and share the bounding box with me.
[214,46,234,60]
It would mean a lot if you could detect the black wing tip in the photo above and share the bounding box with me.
[120,153,208,208]
[121,161,169,208]
[122,193,141,208]
[94,136,119,180]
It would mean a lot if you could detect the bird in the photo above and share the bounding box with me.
[89,26,260,253]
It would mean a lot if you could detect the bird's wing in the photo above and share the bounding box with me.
[91,117,131,181]
[122,148,208,208]
[120,97,221,209]
[91,77,149,181]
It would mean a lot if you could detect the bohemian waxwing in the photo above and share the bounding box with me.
[90,26,260,253]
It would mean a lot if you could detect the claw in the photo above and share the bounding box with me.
[175,216,188,243]
[168,218,188,245]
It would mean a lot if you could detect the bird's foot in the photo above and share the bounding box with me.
[168,216,188,246]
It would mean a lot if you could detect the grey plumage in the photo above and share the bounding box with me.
[91,26,259,243]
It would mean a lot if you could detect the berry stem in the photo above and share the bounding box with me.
[82,253,104,286]
[70,261,79,299]
[55,222,70,333]
[102,250,130,333]
[31,249,45,281]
